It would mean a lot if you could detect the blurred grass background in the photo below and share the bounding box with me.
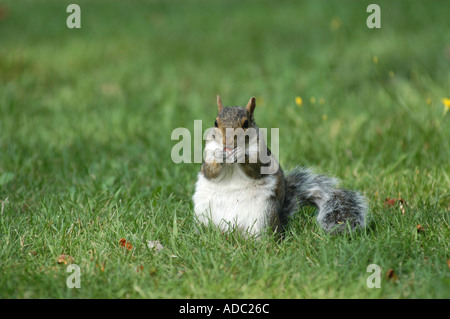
[0,0,449,298]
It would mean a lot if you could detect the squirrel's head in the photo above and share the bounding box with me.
[215,95,256,129]
[214,95,257,151]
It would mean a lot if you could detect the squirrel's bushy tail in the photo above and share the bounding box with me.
[282,167,367,233]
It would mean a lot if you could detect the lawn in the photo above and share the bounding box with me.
[0,0,449,299]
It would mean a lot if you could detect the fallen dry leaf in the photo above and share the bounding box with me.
[384,198,406,214]
[96,262,105,272]
[384,198,406,206]
[384,198,397,207]
[0,5,9,21]
[416,224,425,233]
[447,259,450,268]
[119,238,133,250]
[135,265,144,273]
[57,254,74,265]
[386,269,398,282]
[147,240,163,252]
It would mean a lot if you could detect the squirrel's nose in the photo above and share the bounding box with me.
[223,136,235,149]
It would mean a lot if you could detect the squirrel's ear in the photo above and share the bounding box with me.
[217,95,224,112]
[246,96,256,116]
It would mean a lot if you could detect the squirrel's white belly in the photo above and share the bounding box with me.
[193,166,277,236]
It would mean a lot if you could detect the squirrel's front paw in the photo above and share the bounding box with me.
[224,148,237,163]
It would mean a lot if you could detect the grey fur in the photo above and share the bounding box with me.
[281,167,367,233]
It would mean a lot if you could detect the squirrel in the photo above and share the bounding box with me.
[192,95,368,237]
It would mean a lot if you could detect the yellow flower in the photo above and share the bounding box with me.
[372,56,378,64]
[442,98,450,115]
[256,96,265,106]
[295,96,303,107]
[330,17,342,31]
[426,97,432,106]
[319,98,325,105]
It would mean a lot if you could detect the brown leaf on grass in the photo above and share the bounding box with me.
[0,6,10,21]
[119,238,133,250]
[384,198,406,206]
[96,262,105,272]
[447,259,450,268]
[386,269,398,282]
[135,265,144,273]
[57,254,74,265]
[384,198,406,214]
[384,198,397,207]
[416,224,425,233]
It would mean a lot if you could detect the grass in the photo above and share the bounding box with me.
[0,0,449,298]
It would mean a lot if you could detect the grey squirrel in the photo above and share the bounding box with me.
[192,95,368,237]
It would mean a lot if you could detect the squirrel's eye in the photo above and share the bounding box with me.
[243,120,249,128]
[214,120,218,127]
